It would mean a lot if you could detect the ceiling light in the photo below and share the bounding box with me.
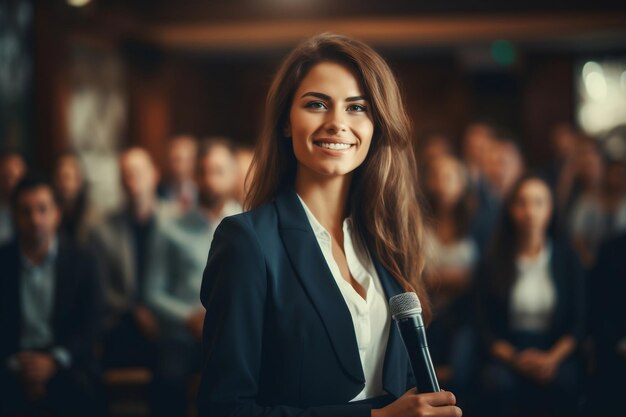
[67,0,91,7]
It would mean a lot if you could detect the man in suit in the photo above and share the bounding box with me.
[0,176,103,417]
[146,138,241,417]
[157,135,199,214]
[89,147,167,368]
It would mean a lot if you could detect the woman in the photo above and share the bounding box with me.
[423,155,478,400]
[475,174,585,417]
[53,151,99,246]
[198,34,461,417]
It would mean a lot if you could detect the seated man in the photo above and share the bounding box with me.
[89,147,167,369]
[146,138,241,417]
[0,176,103,417]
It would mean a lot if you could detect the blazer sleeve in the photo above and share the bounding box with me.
[198,216,372,417]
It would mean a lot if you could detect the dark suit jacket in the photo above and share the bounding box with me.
[198,188,414,417]
[0,238,102,372]
[591,233,626,365]
[474,240,586,350]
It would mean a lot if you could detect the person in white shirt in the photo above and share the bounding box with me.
[475,174,586,417]
[422,155,479,403]
[146,138,242,417]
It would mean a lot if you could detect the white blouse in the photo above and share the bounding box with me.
[509,243,556,332]
[297,195,390,401]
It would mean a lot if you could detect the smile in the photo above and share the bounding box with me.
[313,141,354,150]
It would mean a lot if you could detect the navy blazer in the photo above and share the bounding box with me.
[0,238,102,372]
[198,188,414,417]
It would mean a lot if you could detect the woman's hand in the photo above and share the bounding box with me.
[491,340,517,365]
[515,348,559,384]
[372,389,461,417]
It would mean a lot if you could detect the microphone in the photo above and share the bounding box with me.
[389,292,440,393]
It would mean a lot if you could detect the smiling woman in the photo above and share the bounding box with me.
[197,33,460,417]
[287,61,374,180]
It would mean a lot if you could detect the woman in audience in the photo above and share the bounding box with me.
[475,173,586,417]
[423,155,479,405]
[53,151,99,245]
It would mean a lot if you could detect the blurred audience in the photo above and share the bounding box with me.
[423,155,479,404]
[483,135,525,201]
[462,122,496,187]
[475,174,585,417]
[158,135,198,214]
[543,123,581,219]
[471,134,526,253]
[53,151,100,246]
[0,151,27,244]
[570,154,626,268]
[567,138,606,267]
[88,147,166,369]
[145,137,241,417]
[460,122,503,253]
[0,176,103,417]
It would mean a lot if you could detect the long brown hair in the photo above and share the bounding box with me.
[245,33,431,322]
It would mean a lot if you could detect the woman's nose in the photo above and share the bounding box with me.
[323,109,347,134]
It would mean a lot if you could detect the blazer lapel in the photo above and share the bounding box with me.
[275,189,365,383]
[372,257,410,399]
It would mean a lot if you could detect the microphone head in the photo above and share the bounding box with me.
[389,292,422,320]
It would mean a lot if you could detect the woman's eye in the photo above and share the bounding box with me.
[305,101,327,110]
[347,104,367,112]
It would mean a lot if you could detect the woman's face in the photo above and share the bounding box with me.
[286,61,374,181]
[510,179,553,237]
[54,155,83,202]
[426,157,465,210]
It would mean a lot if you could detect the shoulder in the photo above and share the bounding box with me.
[206,203,281,269]
[217,201,279,239]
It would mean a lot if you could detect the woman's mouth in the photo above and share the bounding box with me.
[313,141,354,150]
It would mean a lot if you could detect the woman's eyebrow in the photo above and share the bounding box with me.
[300,92,368,102]
[301,92,331,100]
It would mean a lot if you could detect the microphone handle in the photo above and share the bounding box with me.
[396,316,440,393]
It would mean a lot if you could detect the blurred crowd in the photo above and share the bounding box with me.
[0,120,625,417]
[418,121,626,417]
[0,137,252,417]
